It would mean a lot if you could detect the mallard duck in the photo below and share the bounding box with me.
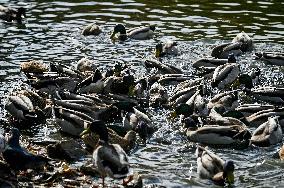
[75,69,104,94]
[5,94,37,121]
[20,60,48,74]
[3,128,50,171]
[0,5,26,23]
[80,120,132,187]
[235,103,274,117]
[110,24,155,41]
[207,90,239,113]
[211,31,253,59]
[192,53,236,70]
[279,145,284,160]
[82,22,102,36]
[249,87,284,105]
[250,116,282,147]
[76,57,97,73]
[187,124,251,149]
[196,146,235,186]
[169,85,200,107]
[155,41,178,57]
[81,128,136,153]
[211,63,240,89]
[144,59,183,74]
[254,52,284,66]
[246,107,284,127]
[149,82,168,107]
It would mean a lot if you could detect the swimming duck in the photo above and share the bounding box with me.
[75,69,104,94]
[76,57,97,73]
[211,31,253,59]
[250,116,283,147]
[0,5,26,23]
[5,93,38,121]
[149,82,169,107]
[196,146,235,186]
[187,124,251,149]
[144,59,183,74]
[192,53,236,70]
[207,90,239,113]
[254,52,284,66]
[3,128,50,171]
[249,87,284,105]
[155,41,178,57]
[81,127,136,153]
[246,107,284,127]
[20,60,48,75]
[211,63,240,89]
[279,145,284,160]
[80,120,132,187]
[110,24,155,41]
[82,22,102,36]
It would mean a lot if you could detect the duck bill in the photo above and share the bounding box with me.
[226,172,234,185]
[80,128,91,137]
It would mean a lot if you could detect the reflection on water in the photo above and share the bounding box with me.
[1,0,284,187]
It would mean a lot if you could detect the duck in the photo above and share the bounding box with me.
[249,87,284,105]
[196,146,235,186]
[75,57,97,73]
[246,107,284,127]
[149,82,169,107]
[144,58,183,74]
[3,128,50,171]
[279,145,284,160]
[254,52,284,66]
[235,103,274,117]
[169,85,200,107]
[207,90,239,113]
[82,22,102,36]
[155,40,178,58]
[110,24,155,41]
[0,5,26,23]
[250,116,283,147]
[211,31,253,59]
[20,60,48,75]
[81,127,136,153]
[75,69,104,94]
[186,124,251,149]
[5,93,38,121]
[211,63,240,89]
[80,120,132,187]
[192,53,236,69]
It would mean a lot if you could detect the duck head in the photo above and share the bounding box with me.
[223,160,235,185]
[81,120,109,143]
[110,24,127,40]
[149,25,156,32]
[8,128,21,148]
[170,103,193,119]
[16,7,26,23]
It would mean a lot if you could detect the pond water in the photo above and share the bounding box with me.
[1,0,284,187]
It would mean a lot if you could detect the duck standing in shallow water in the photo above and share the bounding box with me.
[196,146,235,186]
[0,5,26,23]
[110,24,155,41]
[3,128,50,171]
[80,120,132,187]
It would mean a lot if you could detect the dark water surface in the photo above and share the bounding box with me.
[1,0,284,187]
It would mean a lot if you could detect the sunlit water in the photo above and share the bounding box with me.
[1,0,284,187]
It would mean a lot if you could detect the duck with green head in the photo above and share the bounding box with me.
[80,120,132,187]
[110,24,155,41]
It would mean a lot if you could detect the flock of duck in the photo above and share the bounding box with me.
[1,4,284,187]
